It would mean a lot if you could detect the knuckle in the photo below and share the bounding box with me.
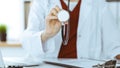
[51,8,55,12]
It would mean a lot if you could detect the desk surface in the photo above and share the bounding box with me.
[24,64,65,68]
[3,57,65,68]
[0,42,21,47]
[25,62,120,68]
[3,57,120,68]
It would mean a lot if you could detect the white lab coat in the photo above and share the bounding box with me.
[21,0,120,61]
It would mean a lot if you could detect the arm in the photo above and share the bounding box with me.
[21,0,46,58]
[21,0,61,60]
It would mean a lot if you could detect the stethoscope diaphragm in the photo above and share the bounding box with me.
[59,0,70,45]
[58,10,70,45]
[57,10,70,24]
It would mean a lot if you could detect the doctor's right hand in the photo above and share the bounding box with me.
[41,6,61,42]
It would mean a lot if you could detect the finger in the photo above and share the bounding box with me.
[47,15,58,20]
[54,5,61,12]
[50,8,58,16]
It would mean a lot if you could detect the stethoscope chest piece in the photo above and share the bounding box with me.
[59,0,70,45]
[57,10,70,24]
[58,10,70,45]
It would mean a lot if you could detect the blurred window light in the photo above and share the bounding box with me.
[0,0,24,42]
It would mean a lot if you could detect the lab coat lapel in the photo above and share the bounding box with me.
[79,0,92,24]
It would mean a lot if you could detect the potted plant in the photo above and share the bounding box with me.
[0,24,7,41]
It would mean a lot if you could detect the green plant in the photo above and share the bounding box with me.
[0,24,7,33]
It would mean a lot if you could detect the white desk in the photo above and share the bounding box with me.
[24,64,65,68]
[3,57,65,68]
[1,46,120,68]
[3,57,120,68]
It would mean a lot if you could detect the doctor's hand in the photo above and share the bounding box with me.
[116,54,120,60]
[41,6,61,42]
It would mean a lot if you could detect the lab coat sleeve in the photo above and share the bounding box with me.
[102,5,120,59]
[21,0,55,59]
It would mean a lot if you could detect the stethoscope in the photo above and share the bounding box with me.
[57,0,70,45]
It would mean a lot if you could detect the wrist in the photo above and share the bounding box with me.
[41,31,49,42]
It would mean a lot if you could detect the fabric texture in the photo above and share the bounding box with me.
[58,0,81,58]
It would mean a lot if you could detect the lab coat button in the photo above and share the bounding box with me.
[79,35,81,37]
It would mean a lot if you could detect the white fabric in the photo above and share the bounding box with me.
[64,0,78,11]
[21,0,120,62]
[0,51,4,67]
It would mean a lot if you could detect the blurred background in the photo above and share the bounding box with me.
[0,0,119,58]
[0,0,32,58]
[0,0,31,42]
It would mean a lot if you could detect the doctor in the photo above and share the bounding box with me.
[21,0,120,61]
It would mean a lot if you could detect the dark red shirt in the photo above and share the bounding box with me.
[58,0,81,58]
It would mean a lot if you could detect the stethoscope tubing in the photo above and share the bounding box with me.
[61,0,70,45]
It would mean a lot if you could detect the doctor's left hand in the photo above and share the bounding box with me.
[41,6,61,43]
[116,54,120,59]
